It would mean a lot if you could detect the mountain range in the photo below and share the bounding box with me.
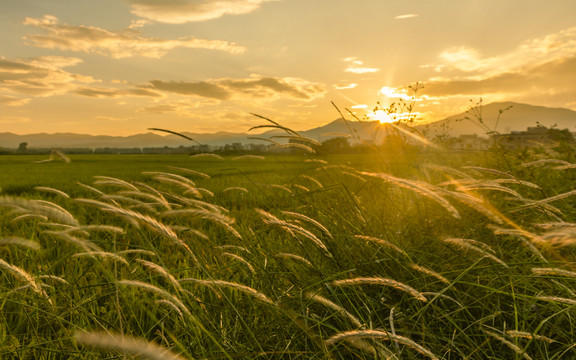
[1,102,575,149]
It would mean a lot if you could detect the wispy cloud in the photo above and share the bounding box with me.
[147,74,326,101]
[0,95,31,106]
[334,83,358,90]
[75,87,162,98]
[125,0,279,24]
[343,57,380,74]
[394,14,419,20]
[379,86,419,101]
[0,56,96,97]
[23,15,247,58]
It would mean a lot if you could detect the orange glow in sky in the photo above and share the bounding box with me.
[0,1,575,135]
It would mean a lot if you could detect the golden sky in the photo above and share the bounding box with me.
[1,0,575,135]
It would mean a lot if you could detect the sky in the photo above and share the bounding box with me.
[1,0,575,135]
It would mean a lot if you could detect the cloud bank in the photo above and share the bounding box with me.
[125,0,279,24]
[0,56,95,99]
[147,75,326,101]
[23,15,246,58]
[415,26,576,108]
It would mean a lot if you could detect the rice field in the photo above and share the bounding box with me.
[1,132,576,359]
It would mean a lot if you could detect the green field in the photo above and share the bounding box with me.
[1,143,576,359]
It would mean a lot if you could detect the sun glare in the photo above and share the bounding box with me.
[369,110,395,123]
[367,110,421,124]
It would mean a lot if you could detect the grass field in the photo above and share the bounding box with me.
[1,139,576,359]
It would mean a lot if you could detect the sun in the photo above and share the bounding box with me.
[367,109,422,124]
[368,109,396,124]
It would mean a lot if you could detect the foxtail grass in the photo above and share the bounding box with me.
[332,277,427,302]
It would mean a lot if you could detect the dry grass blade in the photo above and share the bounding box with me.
[361,172,460,219]
[298,174,324,189]
[232,155,265,161]
[408,264,450,284]
[483,329,532,360]
[421,292,464,308]
[456,183,523,198]
[73,251,129,266]
[34,186,70,198]
[505,330,556,343]
[0,259,52,305]
[217,245,250,253]
[64,225,125,235]
[553,164,576,170]
[161,208,241,239]
[0,237,41,250]
[223,187,249,193]
[332,277,427,302]
[136,259,183,291]
[275,253,313,267]
[118,191,172,210]
[521,159,571,167]
[513,190,576,212]
[461,165,515,178]
[249,113,302,136]
[537,296,576,306]
[156,299,184,319]
[118,280,191,318]
[93,176,140,191]
[443,238,508,268]
[424,163,473,180]
[534,222,576,230]
[325,329,439,360]
[76,332,187,360]
[443,190,505,224]
[257,209,331,257]
[282,211,333,239]
[267,184,293,194]
[167,166,211,179]
[162,208,234,225]
[151,176,202,198]
[304,159,328,165]
[117,249,157,257]
[540,226,576,247]
[221,253,256,274]
[75,198,194,256]
[532,267,576,278]
[148,127,199,144]
[43,230,102,252]
[180,278,275,305]
[189,153,224,160]
[0,196,79,226]
[11,214,49,223]
[102,194,154,210]
[143,172,196,186]
[40,275,69,285]
[354,235,407,256]
[292,184,309,192]
[305,292,362,328]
